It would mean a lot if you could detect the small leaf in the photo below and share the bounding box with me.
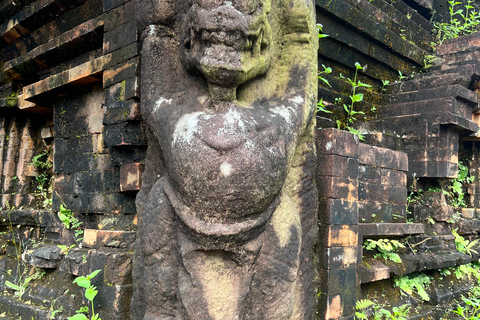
[85,286,98,301]
[68,314,89,320]
[88,269,102,280]
[73,276,90,289]
[355,62,363,70]
[357,81,372,88]
[352,93,364,102]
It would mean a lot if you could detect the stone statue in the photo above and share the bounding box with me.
[131,0,318,318]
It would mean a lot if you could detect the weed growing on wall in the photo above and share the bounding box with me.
[433,0,480,44]
[364,239,405,263]
[453,229,479,256]
[445,160,474,207]
[31,151,53,209]
[394,272,432,301]
[69,269,102,320]
[355,299,410,320]
[0,205,46,298]
[58,204,84,244]
[337,62,370,139]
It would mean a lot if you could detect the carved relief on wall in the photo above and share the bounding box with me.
[132,0,318,318]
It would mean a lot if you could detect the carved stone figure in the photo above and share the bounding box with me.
[132,0,318,318]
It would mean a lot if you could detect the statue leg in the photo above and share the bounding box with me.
[132,178,182,319]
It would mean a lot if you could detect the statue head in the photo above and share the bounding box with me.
[180,0,273,101]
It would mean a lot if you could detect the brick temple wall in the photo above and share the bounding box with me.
[1,0,480,319]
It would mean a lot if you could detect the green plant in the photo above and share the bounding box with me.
[446,160,474,207]
[48,294,66,319]
[453,229,479,256]
[317,23,329,39]
[423,54,442,70]
[31,151,53,209]
[453,295,480,319]
[5,267,45,297]
[434,0,480,44]
[454,263,480,281]
[355,299,410,320]
[394,272,432,301]
[58,204,83,244]
[1,205,31,297]
[364,239,405,263]
[337,62,370,140]
[57,244,76,255]
[69,269,102,320]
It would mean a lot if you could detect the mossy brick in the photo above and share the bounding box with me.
[104,0,130,11]
[316,128,359,157]
[316,0,425,64]
[104,251,133,284]
[358,181,382,202]
[360,258,389,284]
[71,193,90,213]
[317,11,421,75]
[120,163,144,192]
[358,165,381,183]
[84,229,136,249]
[104,42,141,69]
[104,121,146,147]
[462,207,475,219]
[437,32,480,56]
[358,201,385,223]
[104,100,141,125]
[319,266,357,294]
[387,186,407,204]
[318,198,358,225]
[317,290,358,320]
[358,202,406,223]
[105,193,136,214]
[53,138,92,174]
[361,132,402,152]
[124,77,140,100]
[316,246,358,270]
[103,20,138,54]
[380,169,406,186]
[73,171,103,194]
[102,168,120,193]
[102,0,135,31]
[359,222,424,236]
[97,284,133,316]
[103,56,140,87]
[317,176,358,200]
[316,154,358,179]
[58,248,89,276]
[6,0,104,60]
[319,225,358,247]
[109,145,147,166]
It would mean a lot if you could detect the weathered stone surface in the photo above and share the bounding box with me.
[23,244,62,268]
[132,0,318,318]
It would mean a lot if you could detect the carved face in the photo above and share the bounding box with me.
[180,0,273,91]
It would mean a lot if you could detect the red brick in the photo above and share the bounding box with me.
[319,225,358,247]
[317,176,358,201]
[120,163,144,192]
[316,128,359,157]
[316,154,358,179]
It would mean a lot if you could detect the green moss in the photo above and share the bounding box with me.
[6,92,19,107]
